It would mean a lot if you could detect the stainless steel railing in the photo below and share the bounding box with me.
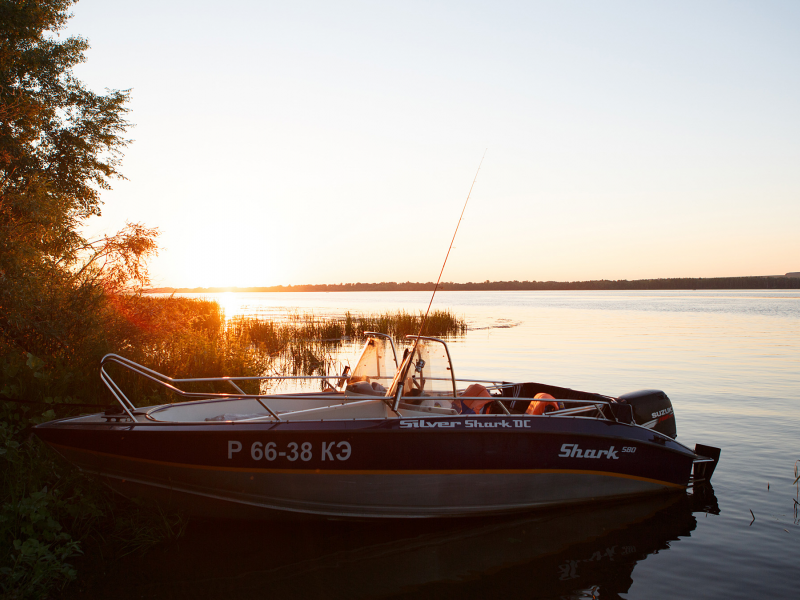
[99,353,621,424]
[100,353,354,422]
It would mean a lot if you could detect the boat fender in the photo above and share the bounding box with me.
[526,393,560,415]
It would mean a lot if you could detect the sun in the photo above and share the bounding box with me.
[218,292,243,321]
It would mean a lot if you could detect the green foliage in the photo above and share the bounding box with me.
[0,0,128,230]
[0,2,167,597]
[0,491,81,599]
[0,400,83,600]
[0,385,189,599]
[0,0,158,404]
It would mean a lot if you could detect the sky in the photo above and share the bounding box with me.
[65,0,800,288]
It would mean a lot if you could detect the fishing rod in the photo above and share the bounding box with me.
[390,150,486,407]
[416,149,486,339]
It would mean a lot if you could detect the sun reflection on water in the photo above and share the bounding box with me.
[218,292,244,321]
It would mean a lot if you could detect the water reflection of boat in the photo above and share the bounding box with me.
[73,486,717,600]
[34,334,720,518]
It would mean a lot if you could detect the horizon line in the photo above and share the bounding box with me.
[145,273,800,294]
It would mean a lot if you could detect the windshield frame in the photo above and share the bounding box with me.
[388,336,457,410]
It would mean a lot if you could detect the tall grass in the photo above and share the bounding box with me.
[351,309,468,338]
[225,308,467,386]
[235,308,466,347]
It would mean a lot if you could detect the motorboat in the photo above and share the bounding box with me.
[33,333,720,519]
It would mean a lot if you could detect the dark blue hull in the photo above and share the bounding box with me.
[35,413,695,518]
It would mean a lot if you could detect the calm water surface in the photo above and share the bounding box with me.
[81,291,800,599]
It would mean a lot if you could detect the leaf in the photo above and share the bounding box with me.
[26,354,44,372]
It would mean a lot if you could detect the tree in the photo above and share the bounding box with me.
[0,5,164,595]
[0,0,158,396]
[0,0,169,420]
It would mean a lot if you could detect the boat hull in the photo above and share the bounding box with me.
[35,414,695,518]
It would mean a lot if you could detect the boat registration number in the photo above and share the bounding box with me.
[227,440,351,462]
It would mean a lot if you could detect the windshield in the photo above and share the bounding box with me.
[349,335,398,392]
[387,337,457,399]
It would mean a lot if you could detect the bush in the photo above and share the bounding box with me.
[0,403,83,600]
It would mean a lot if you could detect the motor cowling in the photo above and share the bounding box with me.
[617,389,677,439]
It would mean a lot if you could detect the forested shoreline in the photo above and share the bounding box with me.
[150,274,800,294]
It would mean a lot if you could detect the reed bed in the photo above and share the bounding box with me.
[346,309,468,339]
[225,308,466,386]
[234,308,467,347]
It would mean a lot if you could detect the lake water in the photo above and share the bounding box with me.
[80,290,800,599]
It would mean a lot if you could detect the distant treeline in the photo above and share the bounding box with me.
[149,275,800,294]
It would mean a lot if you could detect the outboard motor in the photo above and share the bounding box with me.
[617,389,677,439]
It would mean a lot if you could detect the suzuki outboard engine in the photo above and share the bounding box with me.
[617,389,677,439]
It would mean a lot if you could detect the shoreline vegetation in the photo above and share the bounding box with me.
[2,293,467,598]
[147,274,800,294]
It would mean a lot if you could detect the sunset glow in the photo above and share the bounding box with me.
[68,1,800,287]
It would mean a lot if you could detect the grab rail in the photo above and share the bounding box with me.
[99,354,623,424]
[99,354,357,422]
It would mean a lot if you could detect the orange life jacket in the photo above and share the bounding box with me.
[459,383,493,414]
[526,392,560,415]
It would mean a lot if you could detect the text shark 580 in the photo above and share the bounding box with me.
[559,444,621,459]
